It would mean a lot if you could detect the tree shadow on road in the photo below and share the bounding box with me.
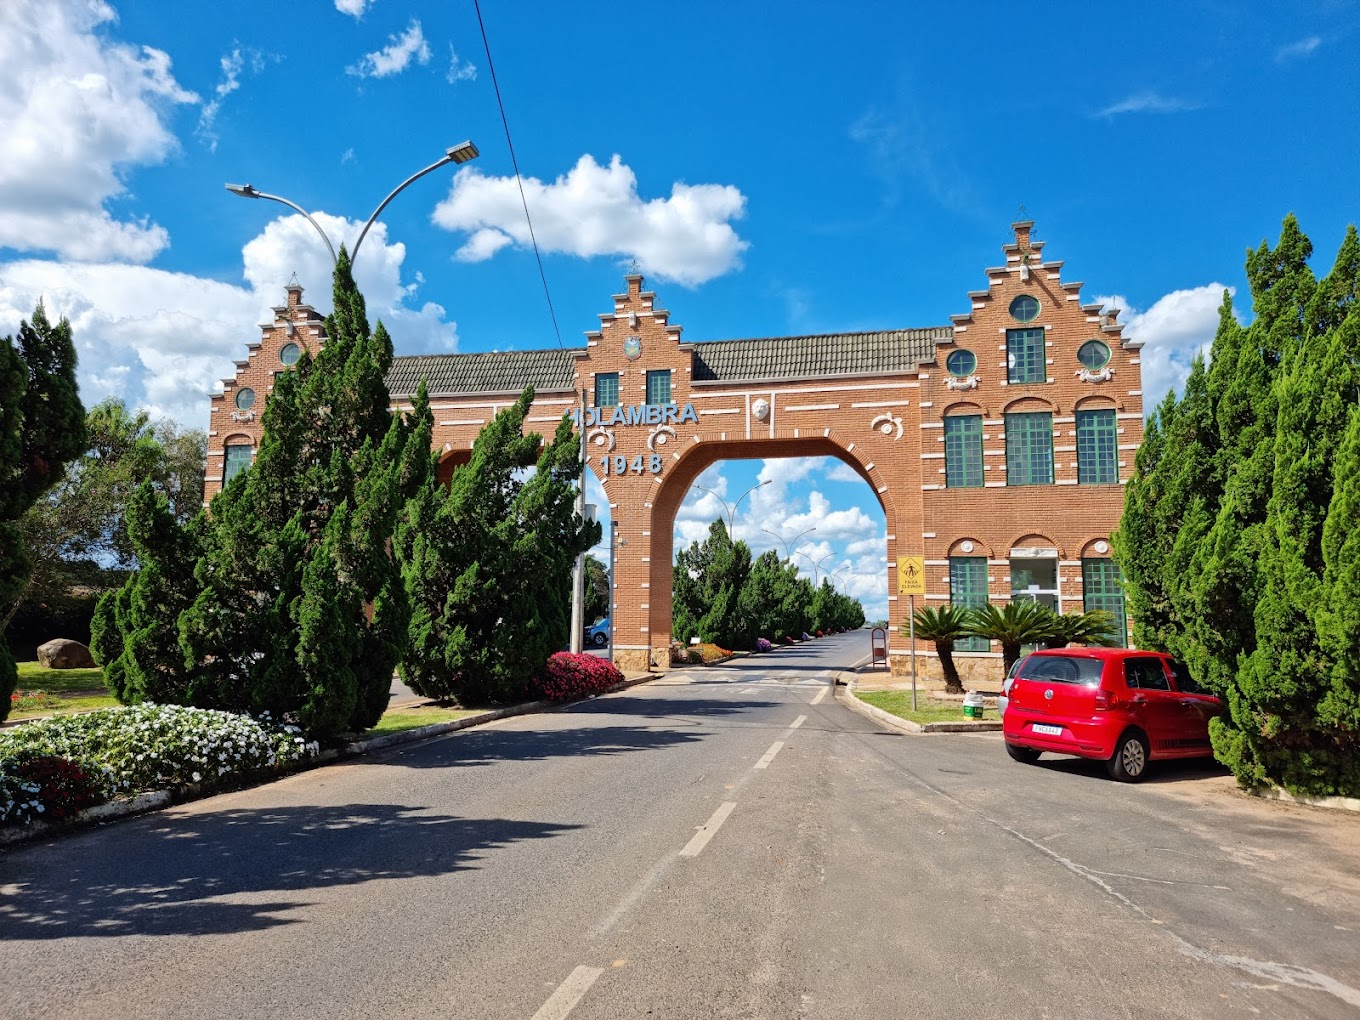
[0,802,581,941]
[375,696,776,770]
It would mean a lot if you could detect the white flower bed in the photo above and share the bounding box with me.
[0,703,318,811]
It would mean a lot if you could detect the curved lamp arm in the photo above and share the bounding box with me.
[352,141,479,263]
[225,184,337,266]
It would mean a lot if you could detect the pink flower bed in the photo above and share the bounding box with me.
[534,652,624,701]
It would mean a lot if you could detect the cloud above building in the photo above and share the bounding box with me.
[0,213,461,429]
[0,0,198,263]
[1094,283,1232,410]
[433,154,750,287]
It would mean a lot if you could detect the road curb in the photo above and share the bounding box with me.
[834,674,1003,734]
[1246,785,1360,814]
[0,671,658,849]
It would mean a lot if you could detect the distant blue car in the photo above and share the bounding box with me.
[585,618,610,648]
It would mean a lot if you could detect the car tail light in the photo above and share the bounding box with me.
[1094,688,1116,711]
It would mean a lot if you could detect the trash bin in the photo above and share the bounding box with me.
[962,690,985,719]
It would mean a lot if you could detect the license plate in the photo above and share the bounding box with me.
[1032,723,1063,736]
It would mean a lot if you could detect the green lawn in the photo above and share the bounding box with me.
[7,662,118,720]
[363,706,481,738]
[856,690,992,725]
[15,661,107,693]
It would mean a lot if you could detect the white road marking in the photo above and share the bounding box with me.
[755,740,785,770]
[531,965,605,1020]
[790,714,807,729]
[810,686,828,705]
[679,801,737,857]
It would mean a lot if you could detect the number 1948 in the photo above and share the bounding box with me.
[601,454,663,476]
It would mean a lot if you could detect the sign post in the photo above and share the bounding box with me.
[898,556,926,712]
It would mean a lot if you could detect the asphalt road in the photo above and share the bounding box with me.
[3,632,1358,1019]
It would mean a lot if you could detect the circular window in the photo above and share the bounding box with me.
[1078,340,1111,371]
[1009,294,1040,322]
[234,387,256,410]
[280,342,301,366]
[946,349,977,377]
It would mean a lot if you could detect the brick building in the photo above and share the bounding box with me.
[206,222,1142,677]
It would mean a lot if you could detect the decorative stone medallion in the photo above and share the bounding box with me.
[624,335,642,361]
[751,398,770,421]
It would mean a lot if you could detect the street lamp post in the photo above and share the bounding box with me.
[795,550,835,586]
[225,141,479,267]
[692,479,771,535]
[760,526,816,562]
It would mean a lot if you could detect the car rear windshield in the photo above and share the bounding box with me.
[1016,655,1105,686]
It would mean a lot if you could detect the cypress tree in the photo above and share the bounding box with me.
[1187,219,1316,700]
[179,249,426,737]
[0,304,85,721]
[1113,390,1175,649]
[396,387,596,704]
[90,482,201,704]
[1225,232,1360,792]
[1315,406,1360,796]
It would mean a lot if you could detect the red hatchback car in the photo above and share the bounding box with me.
[1002,647,1222,782]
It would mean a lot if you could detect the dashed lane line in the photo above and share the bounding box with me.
[531,965,605,1020]
[755,740,785,770]
[679,801,738,857]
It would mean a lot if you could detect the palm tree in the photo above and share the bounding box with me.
[965,601,1060,674]
[911,604,972,693]
[1042,609,1121,649]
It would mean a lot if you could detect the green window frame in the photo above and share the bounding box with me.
[950,556,989,652]
[594,372,620,407]
[1076,408,1118,484]
[944,414,983,488]
[1005,412,1053,485]
[646,369,672,406]
[1082,558,1127,647]
[223,443,252,484]
[1006,328,1046,383]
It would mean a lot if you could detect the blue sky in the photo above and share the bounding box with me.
[2,0,1357,621]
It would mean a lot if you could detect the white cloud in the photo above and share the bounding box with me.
[1094,92,1202,118]
[1092,284,1233,410]
[1276,36,1322,62]
[0,0,197,263]
[197,47,270,152]
[825,461,865,484]
[335,0,376,17]
[446,46,477,84]
[0,214,461,428]
[347,20,431,78]
[433,154,749,287]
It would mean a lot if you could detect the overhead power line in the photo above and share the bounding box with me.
[474,0,564,350]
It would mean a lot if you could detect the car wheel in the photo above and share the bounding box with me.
[1005,743,1040,764]
[593,632,608,648]
[1106,731,1150,782]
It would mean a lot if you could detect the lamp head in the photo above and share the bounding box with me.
[225,183,260,198]
[445,141,480,165]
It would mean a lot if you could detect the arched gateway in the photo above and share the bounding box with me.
[206,222,1143,679]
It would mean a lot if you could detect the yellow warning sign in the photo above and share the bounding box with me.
[897,556,926,595]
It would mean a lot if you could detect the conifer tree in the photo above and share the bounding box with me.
[1314,406,1360,796]
[1224,235,1360,792]
[0,304,85,721]
[396,387,597,704]
[1187,219,1315,696]
[179,249,427,737]
[90,482,202,704]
